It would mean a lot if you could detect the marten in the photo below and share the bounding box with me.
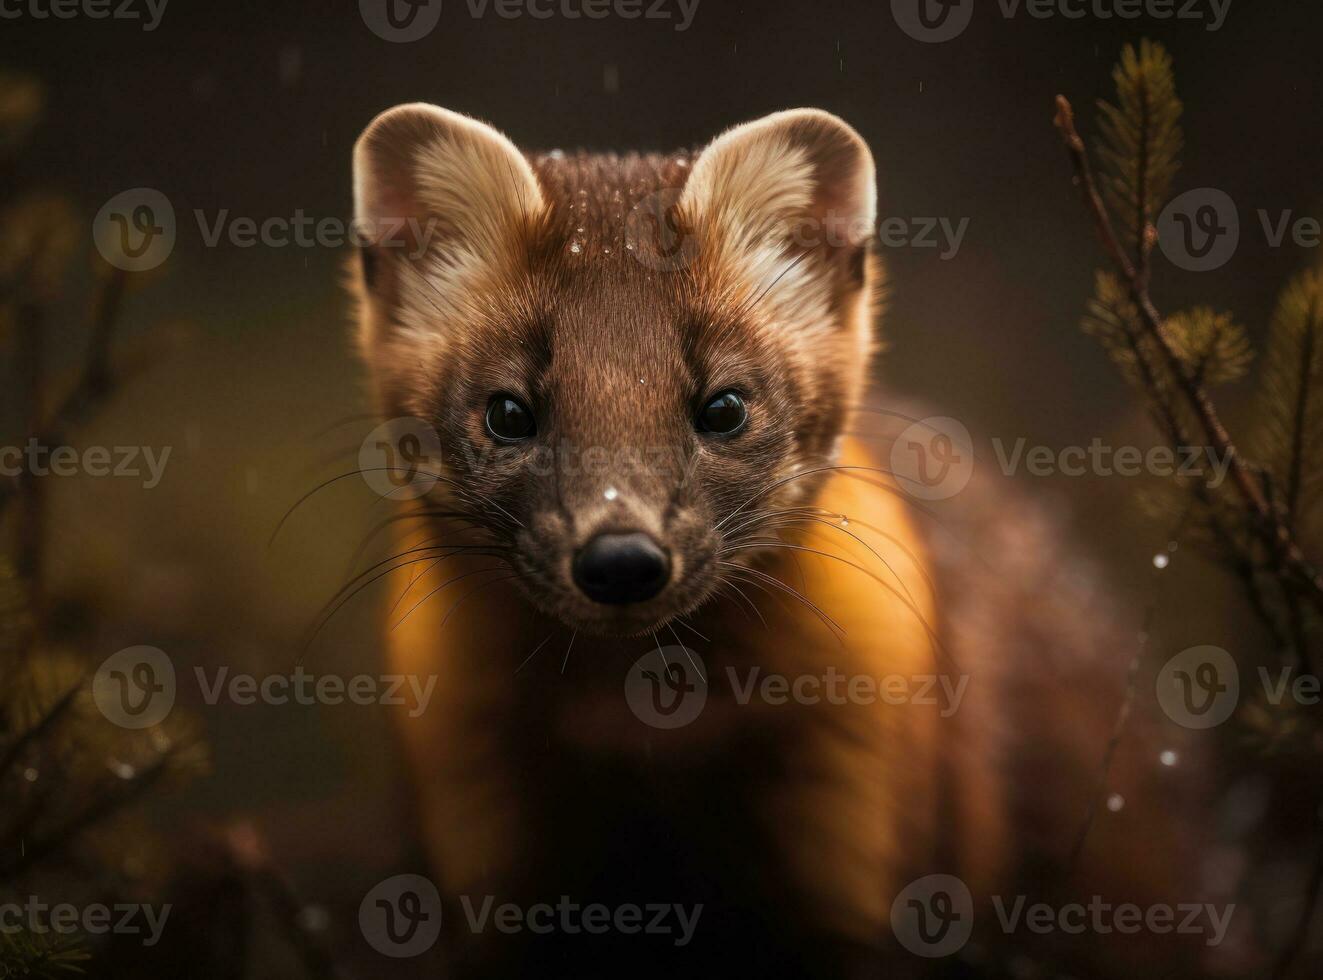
[347,105,1217,979]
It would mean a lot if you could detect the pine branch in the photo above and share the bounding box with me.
[1055,93,1323,626]
[0,930,89,978]
[1096,40,1182,282]
[1256,267,1323,532]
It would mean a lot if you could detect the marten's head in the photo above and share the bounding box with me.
[351,105,879,636]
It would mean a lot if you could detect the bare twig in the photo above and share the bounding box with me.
[1066,597,1154,870]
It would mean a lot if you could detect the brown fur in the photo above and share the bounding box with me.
[346,106,1213,978]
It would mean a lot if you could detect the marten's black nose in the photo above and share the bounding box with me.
[572,532,671,605]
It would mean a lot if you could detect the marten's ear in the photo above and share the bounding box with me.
[352,103,543,313]
[680,108,876,290]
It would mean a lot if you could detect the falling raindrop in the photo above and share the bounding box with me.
[1160,749,1180,767]
[1152,553,1170,570]
[604,486,620,502]
[1107,793,1125,813]
[109,760,137,780]
[22,768,38,782]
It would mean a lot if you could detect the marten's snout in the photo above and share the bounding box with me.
[571,532,672,605]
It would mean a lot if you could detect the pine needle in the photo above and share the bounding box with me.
[1162,307,1253,386]
[1255,266,1323,530]
[1096,40,1183,261]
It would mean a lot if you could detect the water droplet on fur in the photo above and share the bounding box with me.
[569,242,583,255]
[638,377,646,385]
[604,486,620,502]
[1160,749,1179,767]
[548,149,565,160]
[1152,553,1170,570]
[1106,793,1125,813]
[625,242,636,251]
[603,247,612,256]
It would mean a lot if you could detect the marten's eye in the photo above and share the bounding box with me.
[485,394,536,442]
[696,391,748,436]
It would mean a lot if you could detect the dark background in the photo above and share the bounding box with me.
[2,0,1322,973]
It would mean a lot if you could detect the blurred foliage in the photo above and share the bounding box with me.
[0,64,206,977]
[1254,267,1323,540]
[1078,38,1323,799]
[1163,307,1252,386]
[0,930,90,977]
[0,69,43,158]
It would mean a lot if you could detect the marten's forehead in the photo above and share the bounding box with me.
[527,150,698,268]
